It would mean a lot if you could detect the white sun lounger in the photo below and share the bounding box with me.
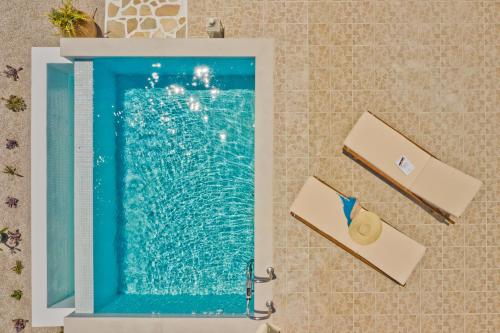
[343,111,482,224]
[290,176,426,286]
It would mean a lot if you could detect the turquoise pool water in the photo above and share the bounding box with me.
[93,58,255,315]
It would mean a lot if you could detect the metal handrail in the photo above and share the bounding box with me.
[246,300,276,321]
[245,259,276,320]
[246,260,276,284]
[255,267,276,283]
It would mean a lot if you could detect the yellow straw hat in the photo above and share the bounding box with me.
[348,211,383,245]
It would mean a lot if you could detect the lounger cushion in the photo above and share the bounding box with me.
[343,112,431,187]
[290,177,426,285]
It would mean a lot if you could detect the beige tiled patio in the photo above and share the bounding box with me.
[0,1,499,333]
[189,1,500,332]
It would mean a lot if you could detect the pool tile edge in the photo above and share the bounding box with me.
[74,61,94,314]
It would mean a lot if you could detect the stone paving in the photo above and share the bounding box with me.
[105,0,187,38]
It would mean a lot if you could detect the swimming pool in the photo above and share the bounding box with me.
[32,39,274,330]
[93,58,256,315]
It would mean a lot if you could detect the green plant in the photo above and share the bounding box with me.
[48,0,88,37]
[0,228,22,254]
[11,260,24,274]
[1,95,26,112]
[11,289,23,300]
[13,318,29,332]
[3,165,23,177]
[3,65,23,81]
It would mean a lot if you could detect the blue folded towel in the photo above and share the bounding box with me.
[339,195,357,226]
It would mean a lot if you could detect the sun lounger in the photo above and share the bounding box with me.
[290,176,426,286]
[343,111,482,224]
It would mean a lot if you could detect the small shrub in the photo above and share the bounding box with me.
[6,139,19,150]
[3,65,23,81]
[12,319,29,332]
[1,95,26,112]
[3,165,23,177]
[11,289,23,301]
[11,260,24,274]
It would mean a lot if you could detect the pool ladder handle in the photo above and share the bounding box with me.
[246,261,277,320]
[254,267,277,284]
[246,300,276,321]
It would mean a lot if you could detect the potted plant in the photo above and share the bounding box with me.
[48,0,102,37]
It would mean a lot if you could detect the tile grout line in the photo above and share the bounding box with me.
[305,2,311,331]
[286,0,290,327]
[439,16,444,333]
[351,5,356,332]
[461,15,466,330]
[482,12,488,329]
[417,15,424,333]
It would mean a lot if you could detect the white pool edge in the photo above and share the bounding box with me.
[31,47,75,327]
[73,61,94,313]
[64,316,265,332]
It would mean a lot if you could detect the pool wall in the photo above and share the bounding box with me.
[47,63,75,307]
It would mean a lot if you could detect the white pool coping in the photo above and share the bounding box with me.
[31,47,75,327]
[62,39,274,332]
[73,61,94,314]
[64,316,264,333]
